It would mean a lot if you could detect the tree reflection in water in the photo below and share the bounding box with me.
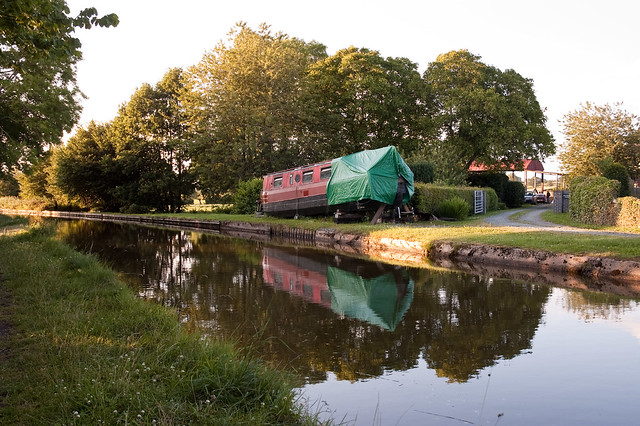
[57,220,551,384]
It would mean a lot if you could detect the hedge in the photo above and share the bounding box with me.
[407,161,435,184]
[503,180,525,208]
[411,183,498,216]
[616,197,640,229]
[569,176,620,225]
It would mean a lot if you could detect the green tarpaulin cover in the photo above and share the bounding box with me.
[327,267,414,331]
[327,146,414,206]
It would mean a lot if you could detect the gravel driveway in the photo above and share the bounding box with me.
[483,204,639,237]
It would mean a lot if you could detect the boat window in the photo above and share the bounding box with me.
[273,176,283,188]
[295,174,301,183]
[289,174,293,186]
[302,170,314,183]
[320,166,331,180]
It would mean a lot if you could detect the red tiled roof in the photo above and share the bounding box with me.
[469,159,544,172]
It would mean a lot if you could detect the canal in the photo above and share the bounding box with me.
[54,219,640,425]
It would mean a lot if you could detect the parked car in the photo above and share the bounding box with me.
[524,191,535,204]
[535,192,547,203]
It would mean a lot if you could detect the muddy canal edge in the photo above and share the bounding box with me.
[3,209,640,288]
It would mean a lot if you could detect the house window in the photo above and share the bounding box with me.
[302,170,314,183]
[320,166,331,180]
[273,176,283,188]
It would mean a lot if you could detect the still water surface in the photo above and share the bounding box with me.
[55,220,640,425]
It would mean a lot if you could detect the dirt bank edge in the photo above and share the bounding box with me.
[316,229,640,285]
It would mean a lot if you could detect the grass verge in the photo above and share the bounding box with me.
[0,225,318,425]
[0,214,28,228]
[154,210,640,259]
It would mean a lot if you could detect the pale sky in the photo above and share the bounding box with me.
[66,0,640,173]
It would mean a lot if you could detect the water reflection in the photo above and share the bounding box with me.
[262,246,414,331]
[55,219,557,385]
[52,219,640,424]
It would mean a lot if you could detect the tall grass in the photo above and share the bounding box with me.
[0,225,320,425]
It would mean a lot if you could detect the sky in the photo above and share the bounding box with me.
[66,0,640,173]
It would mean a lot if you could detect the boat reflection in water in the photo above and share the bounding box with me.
[262,247,413,331]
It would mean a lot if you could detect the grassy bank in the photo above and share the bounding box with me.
[153,211,640,259]
[0,214,28,228]
[0,225,317,425]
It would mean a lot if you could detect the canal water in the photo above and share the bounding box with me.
[55,219,640,425]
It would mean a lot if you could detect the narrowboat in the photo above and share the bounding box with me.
[259,146,414,221]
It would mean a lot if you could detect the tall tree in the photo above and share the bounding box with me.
[53,121,120,210]
[0,0,118,173]
[423,50,555,180]
[53,70,193,212]
[558,102,640,178]
[183,23,326,199]
[109,68,193,212]
[305,47,428,159]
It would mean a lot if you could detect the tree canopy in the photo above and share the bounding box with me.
[5,19,560,209]
[0,0,118,174]
[52,69,193,212]
[184,23,326,199]
[558,102,640,179]
[305,47,427,159]
[423,50,555,181]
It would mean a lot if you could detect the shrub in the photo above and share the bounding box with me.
[467,172,509,201]
[599,158,630,197]
[435,196,469,220]
[616,196,640,229]
[120,203,151,214]
[407,161,434,183]
[411,183,497,215]
[569,176,620,225]
[0,196,54,211]
[503,180,525,208]
[0,174,19,196]
[232,178,263,214]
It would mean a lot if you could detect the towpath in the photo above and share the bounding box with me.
[482,204,640,238]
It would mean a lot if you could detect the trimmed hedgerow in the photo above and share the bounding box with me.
[569,176,620,225]
[467,172,509,201]
[411,183,497,215]
[616,196,640,229]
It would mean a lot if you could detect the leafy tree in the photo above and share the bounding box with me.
[598,157,630,196]
[423,50,555,179]
[111,68,193,212]
[15,154,54,200]
[232,178,263,214]
[305,47,428,159]
[558,102,640,179]
[53,121,120,210]
[407,160,434,183]
[0,173,19,196]
[184,23,326,199]
[0,0,118,173]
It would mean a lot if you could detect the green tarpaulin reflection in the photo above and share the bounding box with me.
[327,266,414,331]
